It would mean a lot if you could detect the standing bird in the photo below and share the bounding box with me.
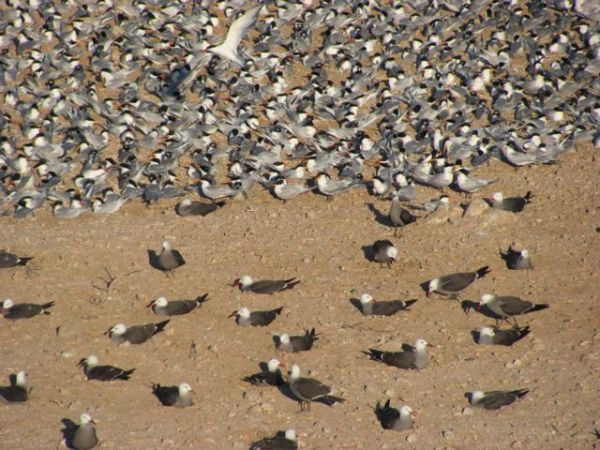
[1,298,54,319]
[375,400,417,431]
[0,371,29,403]
[389,195,416,236]
[229,307,283,327]
[148,241,185,277]
[371,240,398,268]
[488,191,533,212]
[466,389,529,410]
[358,293,417,316]
[424,266,491,299]
[315,172,362,198]
[500,245,533,270]
[272,178,314,202]
[152,382,193,408]
[365,339,431,370]
[232,276,300,295]
[478,294,549,326]
[474,326,531,346]
[0,250,33,268]
[287,364,344,410]
[77,355,135,381]
[274,329,318,353]
[104,320,170,344]
[243,359,284,387]
[250,429,298,450]
[71,413,99,450]
[147,294,209,316]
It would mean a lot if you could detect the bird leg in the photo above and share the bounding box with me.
[511,316,520,328]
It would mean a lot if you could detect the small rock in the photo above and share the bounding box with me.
[462,407,474,415]
[580,340,590,346]
[260,402,274,412]
[208,344,217,353]
[442,430,454,439]
[406,434,417,443]
[303,257,311,263]
[384,389,395,397]
[61,351,74,358]
[505,359,522,369]
[463,198,489,218]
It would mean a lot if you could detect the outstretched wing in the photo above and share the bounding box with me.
[222,6,262,52]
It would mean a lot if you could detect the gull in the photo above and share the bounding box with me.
[488,191,533,212]
[148,241,185,277]
[474,325,531,346]
[1,298,54,319]
[389,194,416,236]
[371,240,398,268]
[232,276,300,295]
[208,6,262,66]
[175,199,224,217]
[500,244,533,270]
[365,339,431,370]
[77,356,135,381]
[0,371,29,403]
[243,359,284,387]
[287,364,344,410]
[358,293,417,316]
[0,250,33,268]
[250,429,298,450]
[375,400,417,431]
[274,329,318,353]
[152,382,193,408]
[466,389,529,410]
[424,266,491,299]
[229,307,283,327]
[104,320,170,345]
[71,413,99,450]
[478,294,549,327]
[147,294,209,316]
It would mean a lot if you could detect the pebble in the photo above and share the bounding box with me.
[442,430,454,439]
[406,434,417,443]
[260,402,274,412]
[505,359,522,369]
[462,407,474,415]
[61,351,74,358]
[463,198,489,218]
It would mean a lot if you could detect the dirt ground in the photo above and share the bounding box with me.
[1,144,599,450]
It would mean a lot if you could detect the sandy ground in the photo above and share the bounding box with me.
[1,144,599,450]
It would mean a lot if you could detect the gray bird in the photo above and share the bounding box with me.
[147,294,209,316]
[176,199,224,217]
[488,191,533,212]
[233,276,300,294]
[71,413,99,450]
[230,307,283,327]
[243,359,284,387]
[104,320,169,345]
[365,339,431,370]
[316,172,362,198]
[272,178,314,201]
[148,241,185,277]
[389,195,416,235]
[467,389,529,410]
[0,371,29,403]
[274,329,318,353]
[474,326,531,346]
[1,298,54,319]
[454,169,496,194]
[77,355,135,381]
[250,429,298,450]
[287,364,344,410]
[375,400,417,431]
[424,266,491,299]
[0,250,33,268]
[500,245,533,270]
[358,293,417,316]
[152,382,193,408]
[371,240,398,268]
[478,294,549,327]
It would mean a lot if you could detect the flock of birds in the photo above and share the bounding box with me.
[1,0,599,448]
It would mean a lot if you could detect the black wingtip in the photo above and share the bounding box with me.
[530,304,549,313]
[274,306,284,315]
[195,293,210,304]
[515,388,530,398]
[404,299,418,308]
[365,349,383,361]
[524,191,534,202]
[476,266,491,278]
[155,320,170,332]
[17,257,34,266]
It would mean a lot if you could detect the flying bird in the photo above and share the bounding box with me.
[147,294,209,316]
[1,298,54,319]
[232,275,300,294]
[104,320,170,344]
[208,6,263,66]
[77,355,135,381]
[424,266,491,299]
[466,389,529,410]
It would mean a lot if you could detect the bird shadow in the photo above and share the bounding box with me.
[461,300,503,320]
[365,203,393,227]
[60,418,77,449]
[276,383,300,403]
[349,298,362,312]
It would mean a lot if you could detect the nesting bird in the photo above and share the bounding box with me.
[358,293,417,316]
[365,339,431,370]
[0,299,54,319]
[243,359,284,387]
[152,383,193,408]
[147,294,209,316]
[229,307,283,327]
[375,400,417,431]
[466,389,529,410]
[232,276,300,294]
[500,245,533,270]
[424,266,491,299]
[371,240,398,268]
[77,356,135,381]
[0,371,29,403]
[104,320,170,345]
[250,429,298,450]
[474,326,531,346]
[287,363,344,410]
[70,413,99,450]
[0,250,33,268]
[274,329,318,353]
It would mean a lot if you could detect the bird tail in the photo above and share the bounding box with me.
[404,299,418,308]
[513,388,529,399]
[365,349,384,361]
[517,325,531,338]
[155,320,170,333]
[120,369,135,380]
[41,302,55,313]
[17,257,33,266]
[273,307,284,315]
[475,266,491,278]
[526,304,549,314]
[319,395,345,406]
[284,278,301,290]
[195,294,210,304]
[524,191,534,203]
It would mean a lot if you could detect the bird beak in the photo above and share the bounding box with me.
[477,303,482,312]
[103,328,111,336]
[372,299,378,303]
[278,362,287,368]
[427,343,434,348]
[410,410,418,418]
[76,360,84,367]
[231,280,239,287]
[146,300,155,308]
[91,418,98,424]
[426,291,431,298]
[228,310,238,318]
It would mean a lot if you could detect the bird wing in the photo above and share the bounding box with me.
[249,280,285,294]
[373,300,406,315]
[88,365,128,381]
[497,296,530,315]
[125,323,155,344]
[295,377,331,399]
[440,272,475,292]
[153,385,179,406]
[480,391,517,409]
[166,300,197,315]
[221,6,262,53]
[384,351,416,369]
